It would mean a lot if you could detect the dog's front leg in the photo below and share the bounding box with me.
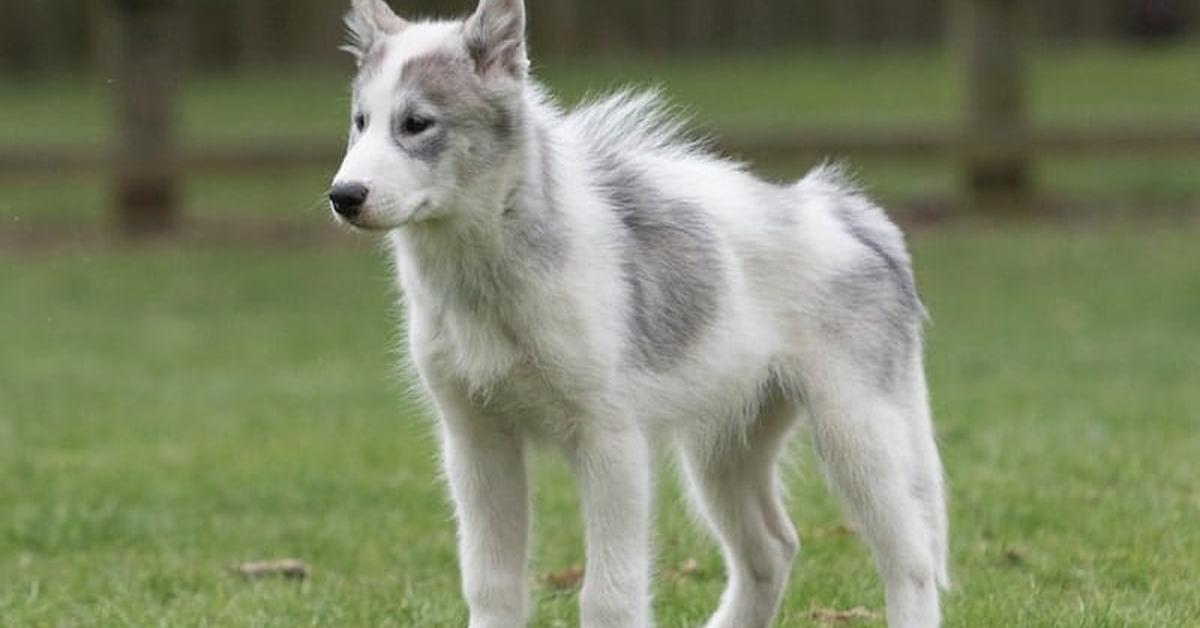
[568,421,652,628]
[438,403,530,628]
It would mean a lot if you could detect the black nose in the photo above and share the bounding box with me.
[329,182,369,218]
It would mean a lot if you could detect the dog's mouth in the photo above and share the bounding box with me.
[334,198,433,231]
[335,211,391,232]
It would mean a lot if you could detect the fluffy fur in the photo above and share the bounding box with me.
[330,1,949,627]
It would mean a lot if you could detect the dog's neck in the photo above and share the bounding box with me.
[389,90,561,318]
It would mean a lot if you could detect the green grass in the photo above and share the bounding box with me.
[1,43,1199,225]
[3,226,1199,626]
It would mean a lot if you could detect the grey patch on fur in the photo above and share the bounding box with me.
[503,123,566,265]
[400,52,474,101]
[814,163,919,307]
[597,156,723,370]
[837,204,915,303]
[826,262,919,389]
[391,109,449,162]
[396,52,519,164]
[827,199,923,388]
[401,52,518,140]
[486,94,519,148]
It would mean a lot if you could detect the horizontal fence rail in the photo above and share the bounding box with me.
[4,125,1200,177]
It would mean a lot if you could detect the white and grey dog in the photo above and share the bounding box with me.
[329,1,948,626]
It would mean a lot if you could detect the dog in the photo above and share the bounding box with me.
[329,1,948,626]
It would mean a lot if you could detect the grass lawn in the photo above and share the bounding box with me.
[1,43,1199,228]
[3,225,1199,626]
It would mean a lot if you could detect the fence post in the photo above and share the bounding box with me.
[958,0,1033,214]
[111,0,180,237]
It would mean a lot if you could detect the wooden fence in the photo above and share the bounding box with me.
[3,0,1200,234]
[3,0,1198,76]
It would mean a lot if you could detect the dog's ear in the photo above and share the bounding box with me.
[342,0,407,64]
[463,0,527,79]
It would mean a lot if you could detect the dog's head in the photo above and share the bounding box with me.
[329,0,528,230]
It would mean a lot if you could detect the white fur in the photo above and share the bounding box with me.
[331,2,948,627]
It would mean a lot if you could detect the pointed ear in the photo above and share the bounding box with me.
[463,0,527,78]
[341,0,407,64]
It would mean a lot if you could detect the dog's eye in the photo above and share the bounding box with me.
[353,113,367,132]
[401,114,435,136]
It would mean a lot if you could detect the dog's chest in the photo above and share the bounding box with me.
[421,305,582,433]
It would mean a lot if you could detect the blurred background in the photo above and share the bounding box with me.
[1,0,1198,235]
[2,1,1198,626]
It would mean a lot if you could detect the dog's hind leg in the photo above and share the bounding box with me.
[681,392,800,628]
[803,366,941,628]
[906,363,950,589]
